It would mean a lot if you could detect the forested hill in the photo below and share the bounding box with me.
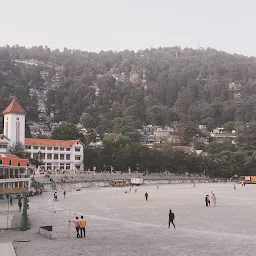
[1,45,256,134]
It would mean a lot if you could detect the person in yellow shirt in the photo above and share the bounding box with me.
[79,216,86,238]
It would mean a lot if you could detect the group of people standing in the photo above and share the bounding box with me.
[205,192,216,207]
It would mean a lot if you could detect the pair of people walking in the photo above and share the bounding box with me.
[72,216,87,238]
[205,194,216,207]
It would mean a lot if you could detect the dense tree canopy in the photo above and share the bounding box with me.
[2,45,256,132]
[2,45,256,177]
[51,123,86,144]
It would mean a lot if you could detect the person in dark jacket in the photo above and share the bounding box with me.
[145,192,148,201]
[168,210,176,229]
[205,195,209,207]
[18,198,22,212]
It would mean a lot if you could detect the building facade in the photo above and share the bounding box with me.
[0,153,31,191]
[25,138,84,171]
[1,98,84,172]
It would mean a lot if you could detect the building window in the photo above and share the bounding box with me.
[60,147,64,151]
[0,145,8,149]
[16,121,20,142]
[33,153,38,159]
[66,154,70,160]
[41,153,45,160]
[33,146,39,150]
[41,147,45,150]
[75,148,81,152]
[66,164,70,170]
[54,154,58,160]
[60,154,64,160]
[47,154,52,160]
[47,147,52,150]
[54,147,58,151]
[25,145,31,149]
[47,163,52,170]
[75,156,81,161]
[75,165,81,170]
[66,148,71,151]
[60,164,64,169]
[5,122,8,138]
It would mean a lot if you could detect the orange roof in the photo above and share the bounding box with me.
[24,138,79,147]
[2,98,26,115]
[0,154,29,167]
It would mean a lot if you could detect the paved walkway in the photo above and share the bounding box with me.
[0,242,16,256]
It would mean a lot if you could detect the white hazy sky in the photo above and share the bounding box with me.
[0,0,255,56]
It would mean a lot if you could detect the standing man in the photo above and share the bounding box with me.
[18,198,22,212]
[168,209,176,229]
[70,216,80,238]
[212,194,216,207]
[234,184,236,190]
[10,196,13,206]
[205,195,209,207]
[145,192,148,201]
[63,190,66,199]
[79,216,86,238]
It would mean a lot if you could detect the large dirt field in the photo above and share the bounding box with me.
[1,183,256,256]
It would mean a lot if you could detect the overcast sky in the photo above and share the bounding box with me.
[1,0,255,56]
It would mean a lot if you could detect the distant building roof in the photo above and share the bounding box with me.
[2,98,26,115]
[24,138,81,147]
[172,146,196,154]
[0,153,29,167]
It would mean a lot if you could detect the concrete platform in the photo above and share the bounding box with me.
[0,242,16,256]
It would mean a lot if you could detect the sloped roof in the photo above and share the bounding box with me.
[0,154,29,167]
[2,98,26,115]
[24,138,80,147]
[172,146,196,154]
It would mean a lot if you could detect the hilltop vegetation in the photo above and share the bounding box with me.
[2,45,256,177]
[1,45,256,134]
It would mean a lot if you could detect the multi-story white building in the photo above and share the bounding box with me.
[1,98,84,172]
[25,138,84,171]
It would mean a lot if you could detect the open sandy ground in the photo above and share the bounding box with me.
[1,183,256,256]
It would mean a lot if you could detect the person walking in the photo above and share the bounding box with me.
[234,184,236,190]
[207,195,211,206]
[63,190,66,199]
[79,216,86,238]
[205,195,209,207]
[27,198,30,209]
[18,198,22,212]
[168,209,176,229]
[212,194,216,207]
[70,216,80,238]
[53,192,58,201]
[10,196,13,206]
[145,192,148,201]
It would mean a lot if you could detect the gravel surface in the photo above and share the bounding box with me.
[1,183,256,256]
